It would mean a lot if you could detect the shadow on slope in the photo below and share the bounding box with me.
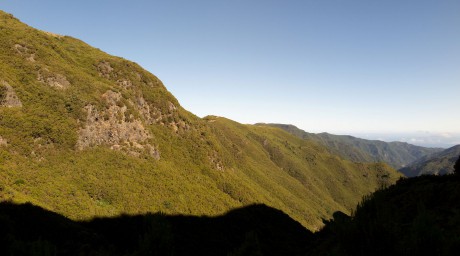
[310,174,460,256]
[0,202,312,256]
[2,158,460,256]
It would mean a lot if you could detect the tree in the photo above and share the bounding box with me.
[454,155,460,175]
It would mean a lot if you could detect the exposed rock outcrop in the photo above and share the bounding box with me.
[0,81,22,107]
[37,69,71,89]
[135,96,189,133]
[116,78,133,89]
[77,90,159,158]
[97,61,114,79]
[0,136,7,147]
[209,150,224,171]
[40,30,63,38]
[14,44,35,62]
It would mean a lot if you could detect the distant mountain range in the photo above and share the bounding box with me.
[350,131,460,148]
[257,123,443,169]
[399,145,460,177]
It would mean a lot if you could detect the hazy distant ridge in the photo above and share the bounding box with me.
[399,145,460,177]
[259,123,442,169]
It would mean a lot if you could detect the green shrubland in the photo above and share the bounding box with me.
[0,10,401,230]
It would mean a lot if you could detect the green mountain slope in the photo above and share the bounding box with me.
[399,145,460,177]
[0,11,401,230]
[259,123,442,169]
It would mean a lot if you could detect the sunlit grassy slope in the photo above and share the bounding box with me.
[0,11,401,230]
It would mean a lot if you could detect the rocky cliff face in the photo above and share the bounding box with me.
[76,90,159,158]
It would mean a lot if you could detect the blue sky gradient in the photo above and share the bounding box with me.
[1,1,459,141]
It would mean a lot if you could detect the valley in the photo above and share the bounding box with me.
[1,8,459,256]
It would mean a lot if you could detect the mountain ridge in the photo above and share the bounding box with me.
[0,10,400,230]
[399,145,460,177]
[258,123,442,169]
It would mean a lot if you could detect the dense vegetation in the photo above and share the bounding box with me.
[2,169,460,255]
[259,123,442,169]
[0,10,400,230]
[309,173,460,255]
[399,145,460,177]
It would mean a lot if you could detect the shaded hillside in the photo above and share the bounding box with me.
[0,11,400,230]
[0,202,311,256]
[259,123,442,169]
[399,145,460,177]
[2,174,460,255]
[308,174,460,256]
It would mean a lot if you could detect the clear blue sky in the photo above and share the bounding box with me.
[1,0,460,135]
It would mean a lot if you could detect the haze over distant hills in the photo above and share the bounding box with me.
[258,123,442,169]
[399,145,460,177]
[349,131,460,148]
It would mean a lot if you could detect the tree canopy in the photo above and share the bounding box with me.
[454,155,460,175]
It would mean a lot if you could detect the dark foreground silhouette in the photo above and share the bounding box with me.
[2,167,460,255]
[0,202,312,256]
[310,174,460,256]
